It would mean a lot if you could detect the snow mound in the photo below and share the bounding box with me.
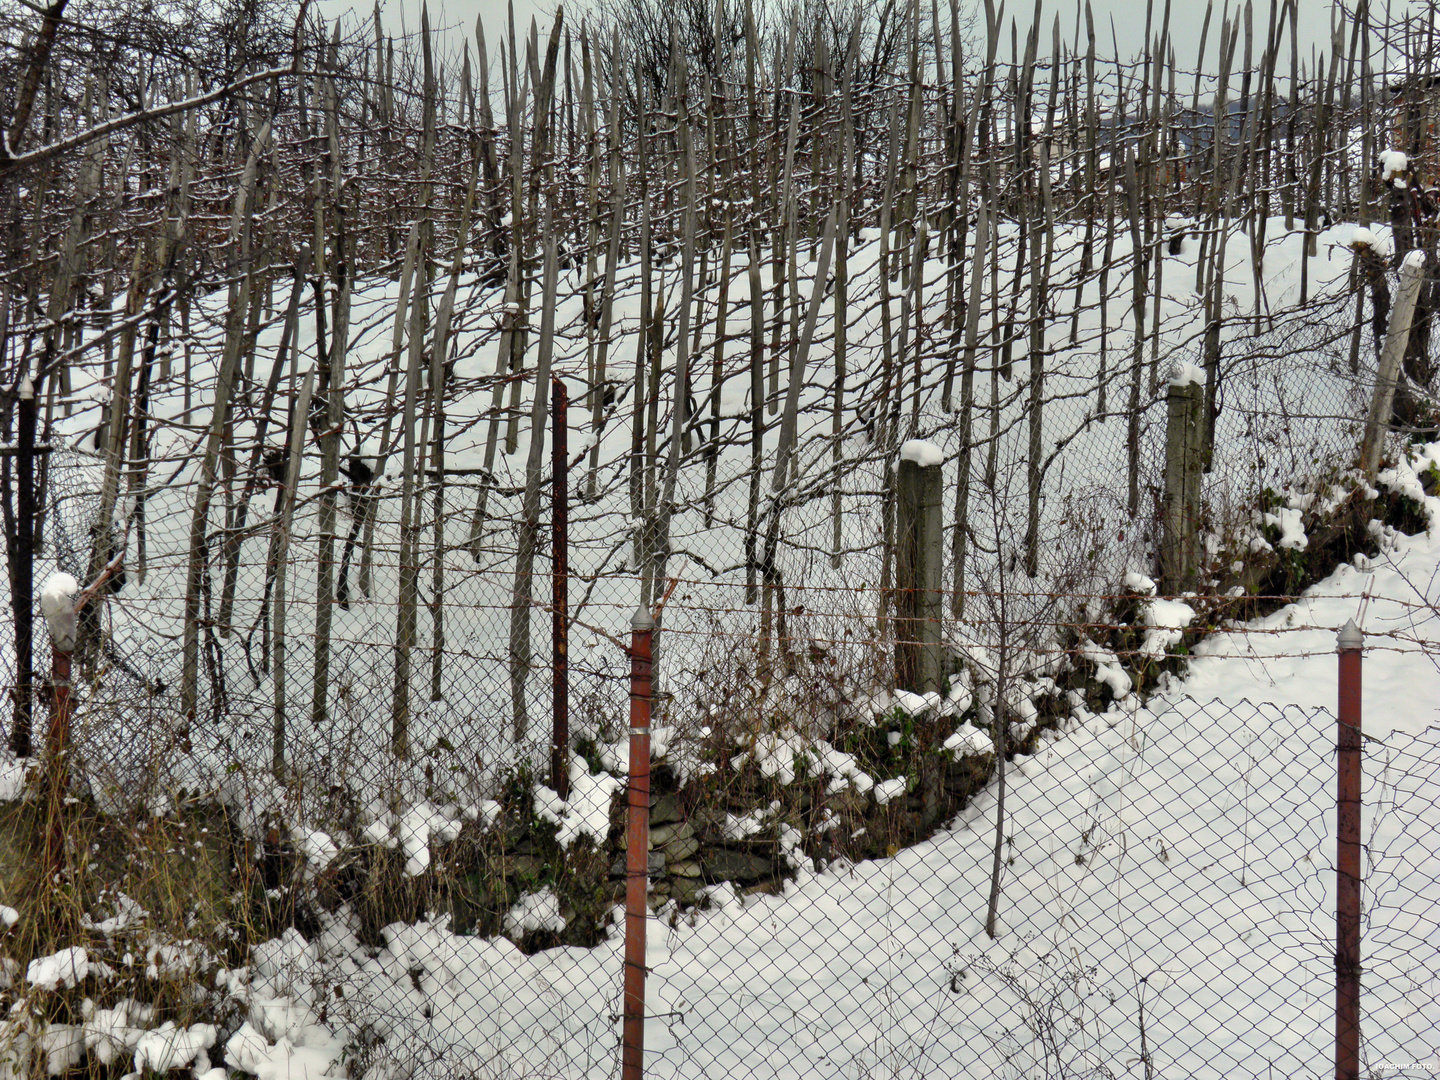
[504,888,565,937]
[533,758,621,848]
[1140,597,1197,658]
[27,947,89,990]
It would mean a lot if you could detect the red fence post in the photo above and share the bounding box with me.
[623,607,654,1080]
[39,574,79,883]
[552,377,569,799]
[1336,619,1362,1080]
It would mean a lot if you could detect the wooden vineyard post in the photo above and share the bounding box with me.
[1161,363,1206,594]
[1361,252,1424,477]
[895,447,944,693]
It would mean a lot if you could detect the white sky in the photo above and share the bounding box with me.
[328,0,1386,75]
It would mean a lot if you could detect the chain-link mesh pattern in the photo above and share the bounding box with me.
[6,0,1440,1070]
[2,221,1432,1079]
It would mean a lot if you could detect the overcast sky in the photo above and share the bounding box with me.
[329,0,1403,78]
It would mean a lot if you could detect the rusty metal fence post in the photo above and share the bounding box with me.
[623,607,654,1080]
[39,573,78,883]
[552,377,569,798]
[1336,619,1363,1080]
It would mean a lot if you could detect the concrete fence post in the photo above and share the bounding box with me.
[1336,619,1363,1080]
[1361,251,1425,477]
[895,444,944,694]
[1161,363,1206,594]
[623,607,654,1080]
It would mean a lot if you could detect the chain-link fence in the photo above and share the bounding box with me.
[2,247,1437,1076]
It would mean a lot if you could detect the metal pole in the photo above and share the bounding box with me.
[552,378,570,799]
[44,613,74,881]
[1336,619,1362,1080]
[622,607,654,1080]
[11,376,35,757]
[48,640,72,774]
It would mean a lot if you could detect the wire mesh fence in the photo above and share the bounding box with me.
[3,272,1438,1077]
[6,0,1440,1069]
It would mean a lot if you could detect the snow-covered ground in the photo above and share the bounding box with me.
[3,195,1436,1076]
[8,211,1376,814]
[171,472,1437,1080]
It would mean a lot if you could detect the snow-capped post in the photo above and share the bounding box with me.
[623,606,654,1080]
[39,576,80,812]
[895,441,944,693]
[1161,363,1206,593]
[1361,250,1425,477]
[1336,619,1363,1080]
[552,377,570,800]
[10,375,37,758]
[39,571,80,879]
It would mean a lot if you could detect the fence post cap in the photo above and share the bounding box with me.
[631,607,655,632]
[40,572,80,652]
[1337,619,1363,651]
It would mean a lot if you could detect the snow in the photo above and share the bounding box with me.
[26,947,89,990]
[294,828,339,873]
[724,801,781,839]
[381,802,461,876]
[503,888,566,937]
[1141,596,1197,657]
[1403,248,1426,271]
[0,759,28,801]
[131,1021,216,1073]
[83,1000,149,1066]
[1167,360,1205,387]
[533,759,621,848]
[39,571,79,649]
[224,1023,341,1080]
[38,571,78,616]
[1380,148,1409,182]
[1124,570,1157,595]
[81,893,146,934]
[0,906,15,929]
[1264,505,1309,550]
[1077,638,1134,699]
[750,729,809,786]
[898,439,945,467]
[943,723,995,756]
[38,1024,84,1075]
[873,777,908,805]
[1350,226,1376,248]
[891,688,942,715]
